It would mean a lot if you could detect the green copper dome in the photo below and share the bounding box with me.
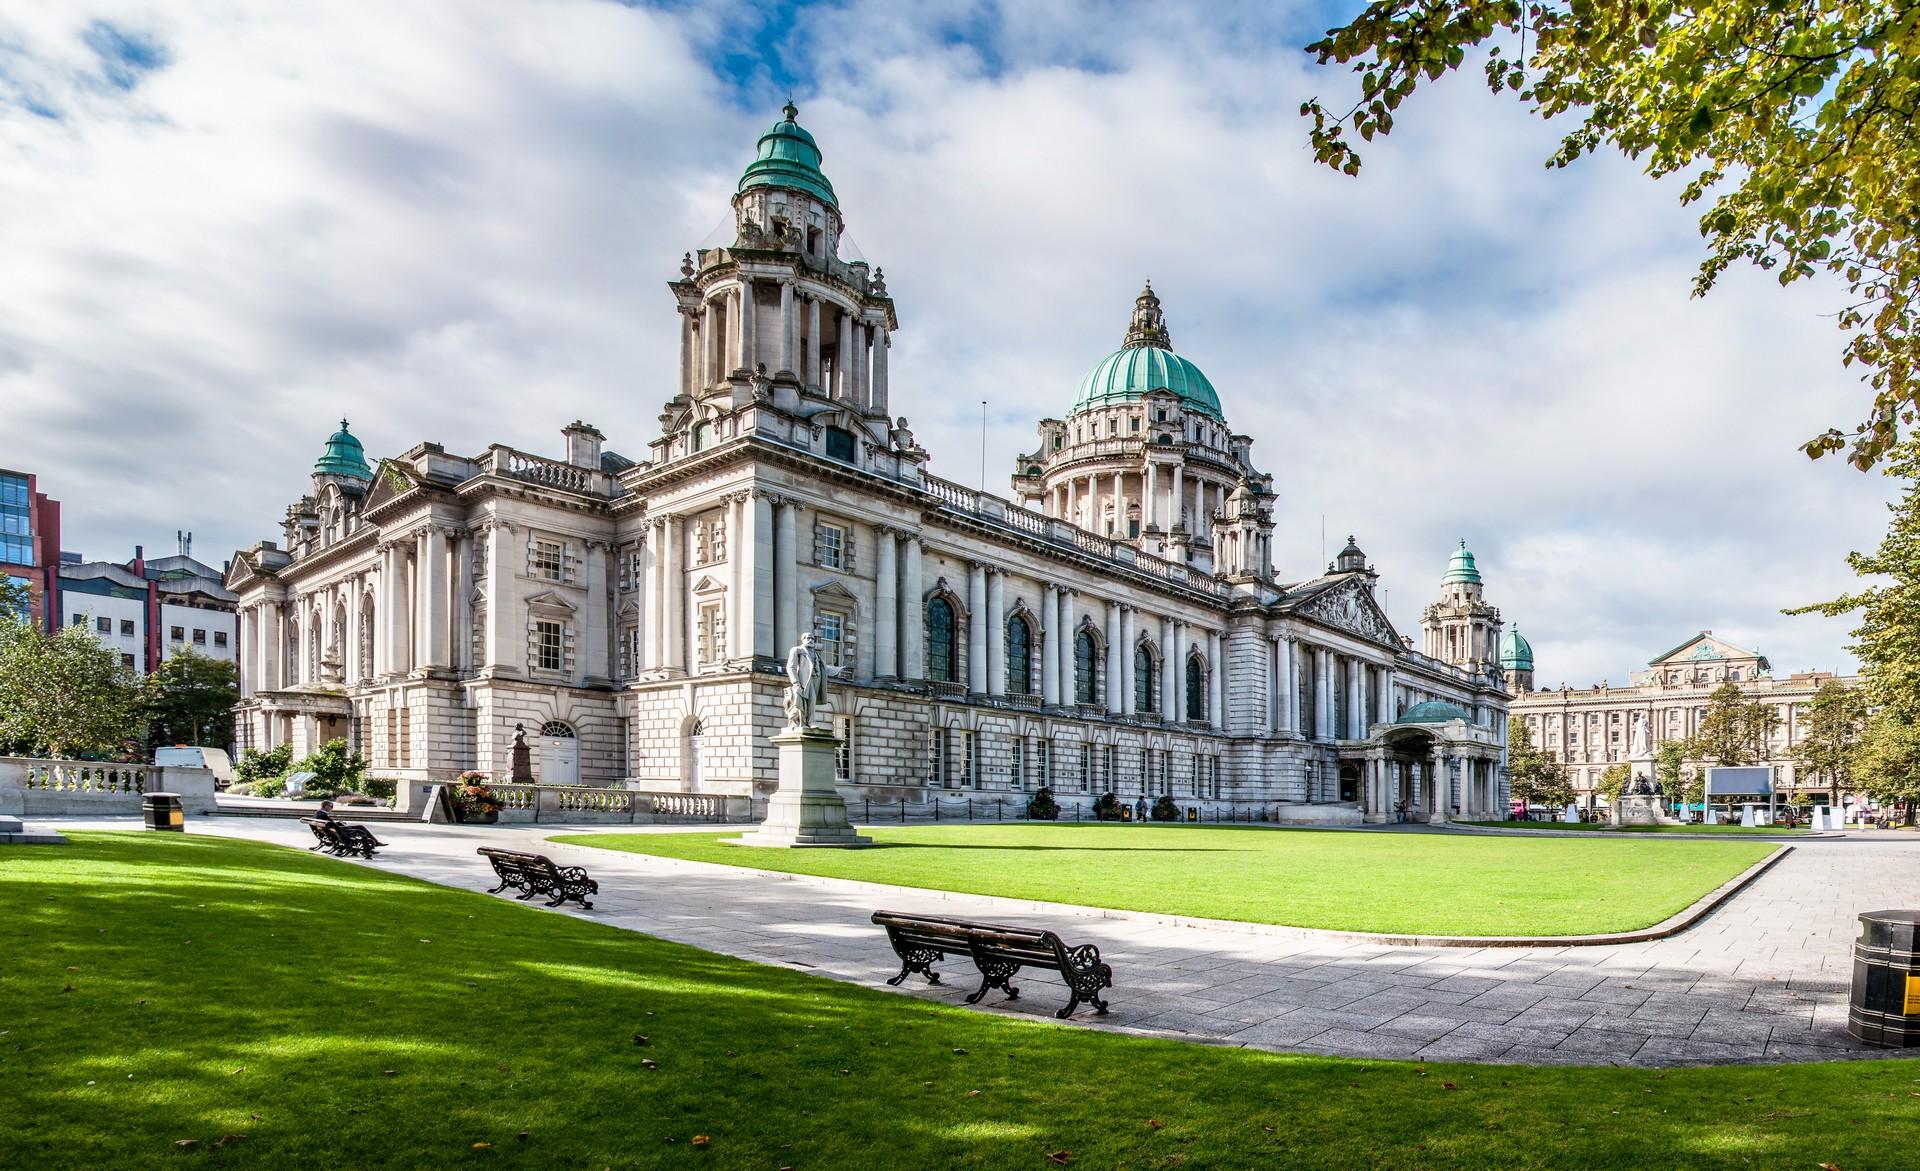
[1443,540,1482,584]
[737,102,838,210]
[1070,283,1222,418]
[1396,700,1471,725]
[1499,628,1534,672]
[313,419,371,480]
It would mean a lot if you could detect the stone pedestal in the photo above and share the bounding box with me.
[1610,793,1681,827]
[732,727,872,848]
[0,814,67,845]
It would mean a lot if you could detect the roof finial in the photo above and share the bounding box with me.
[782,98,798,122]
[340,418,349,432]
[1122,281,1172,350]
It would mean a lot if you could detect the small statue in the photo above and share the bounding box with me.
[872,267,887,294]
[1628,713,1651,758]
[510,722,534,782]
[783,633,828,730]
[680,251,695,278]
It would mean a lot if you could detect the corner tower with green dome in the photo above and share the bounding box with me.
[1420,540,1506,686]
[1014,282,1274,578]
[659,101,909,476]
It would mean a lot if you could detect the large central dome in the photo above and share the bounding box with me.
[1070,283,1222,418]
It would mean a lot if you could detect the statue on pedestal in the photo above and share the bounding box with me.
[784,633,828,730]
[510,723,534,782]
[1628,713,1651,759]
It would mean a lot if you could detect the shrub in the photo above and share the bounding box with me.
[1151,794,1180,822]
[1025,787,1060,821]
[1091,792,1121,821]
[236,744,293,786]
[293,738,367,795]
[252,772,289,799]
[360,777,398,801]
[450,782,503,819]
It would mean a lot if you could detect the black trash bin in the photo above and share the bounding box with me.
[1849,909,1920,1047]
[142,791,184,832]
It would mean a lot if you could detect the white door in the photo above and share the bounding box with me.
[537,721,579,785]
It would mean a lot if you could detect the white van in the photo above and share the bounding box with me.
[153,746,238,788]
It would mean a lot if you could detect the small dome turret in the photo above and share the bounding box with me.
[1499,627,1534,672]
[313,419,371,481]
[1443,540,1482,584]
[1332,535,1367,574]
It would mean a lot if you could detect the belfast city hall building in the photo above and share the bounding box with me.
[227,105,1520,823]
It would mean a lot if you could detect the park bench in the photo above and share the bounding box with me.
[477,847,598,909]
[870,910,1114,1020]
[300,817,386,859]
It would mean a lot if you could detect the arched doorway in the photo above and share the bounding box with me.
[538,720,579,786]
[1338,762,1360,803]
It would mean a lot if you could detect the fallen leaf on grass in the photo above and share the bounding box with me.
[1819,1164,1842,1171]
[230,1067,246,1075]
[211,1135,248,1151]
[1148,1120,1163,1131]
[1442,1083,1458,1091]
[967,1090,980,1098]
[1047,1151,1072,1165]
[516,1132,529,1142]
[632,1034,650,1046]
[173,1139,198,1149]
[692,1136,710,1148]
[382,1070,397,1077]
[952,1048,969,1055]
[472,1142,490,1149]
[60,985,73,994]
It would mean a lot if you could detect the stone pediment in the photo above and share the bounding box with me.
[1291,577,1400,649]
[1647,631,1767,670]
[524,590,577,614]
[810,579,857,604]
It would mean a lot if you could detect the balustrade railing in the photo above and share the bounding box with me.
[478,783,739,823]
[486,447,611,497]
[23,762,154,795]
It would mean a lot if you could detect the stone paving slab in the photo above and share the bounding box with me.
[39,816,1920,1068]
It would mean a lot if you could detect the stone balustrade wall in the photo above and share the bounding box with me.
[0,757,219,816]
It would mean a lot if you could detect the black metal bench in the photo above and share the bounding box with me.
[301,818,385,858]
[870,910,1113,1019]
[477,847,598,909]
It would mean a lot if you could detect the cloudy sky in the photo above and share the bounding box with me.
[0,0,1895,686]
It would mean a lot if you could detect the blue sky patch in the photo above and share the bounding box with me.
[83,20,168,91]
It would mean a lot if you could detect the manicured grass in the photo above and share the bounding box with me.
[2,833,1914,1170]
[1465,820,1808,835]
[556,823,1774,936]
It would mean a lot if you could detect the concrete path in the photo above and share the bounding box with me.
[40,816,1920,1067]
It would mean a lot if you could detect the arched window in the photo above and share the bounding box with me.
[1186,656,1206,722]
[540,720,575,738]
[1074,629,1098,705]
[1006,615,1033,695]
[1134,644,1157,713]
[927,597,957,682]
[691,421,713,452]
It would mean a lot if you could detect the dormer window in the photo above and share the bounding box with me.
[825,426,856,463]
[1155,408,1167,422]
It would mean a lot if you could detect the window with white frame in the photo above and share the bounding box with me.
[834,714,853,782]
[531,539,565,581]
[961,731,977,788]
[695,517,727,566]
[1079,745,1092,793]
[535,620,564,672]
[814,609,847,667]
[1142,748,1154,794]
[618,624,640,677]
[1036,738,1052,789]
[698,603,727,665]
[1103,744,1116,792]
[927,727,948,786]
[1160,750,1171,794]
[1011,738,1026,789]
[815,521,848,570]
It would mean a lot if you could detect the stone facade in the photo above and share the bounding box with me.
[226,105,1513,823]
[1509,630,1861,808]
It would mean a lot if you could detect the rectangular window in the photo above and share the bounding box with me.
[192,628,207,644]
[927,727,948,786]
[532,539,564,581]
[1037,738,1052,789]
[699,604,727,665]
[1079,746,1092,793]
[95,616,110,633]
[817,522,846,570]
[399,708,412,768]
[71,613,85,626]
[961,731,977,789]
[535,620,563,671]
[814,610,845,667]
[619,625,639,677]
[834,715,853,782]
[170,626,184,642]
[1011,738,1026,789]
[707,520,727,564]
[1160,751,1171,795]
[121,654,135,668]
[214,631,228,647]
[119,619,134,636]
[1103,745,1116,792]
[1210,755,1222,799]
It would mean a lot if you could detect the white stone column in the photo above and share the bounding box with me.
[853,322,870,411]
[1162,616,1179,722]
[1059,589,1077,703]
[967,562,988,693]
[1381,666,1397,723]
[1104,601,1122,713]
[871,328,889,415]
[1207,629,1223,727]
[1278,637,1296,734]
[1065,479,1077,526]
[679,309,695,398]
[702,298,719,387]
[778,280,795,374]
[1315,647,1333,740]
[664,515,686,673]
[582,538,608,682]
[643,519,665,671]
[419,527,450,670]
[728,495,748,662]
[805,297,821,389]
[874,528,897,679]
[985,568,1005,696]
[1040,584,1060,706]
[483,523,514,675]
[836,309,853,401]
[774,500,798,655]
[1170,464,1184,529]
[900,536,924,680]
[738,279,756,372]
[745,491,773,660]
[1119,606,1136,712]
[1144,462,1158,530]
[262,600,282,690]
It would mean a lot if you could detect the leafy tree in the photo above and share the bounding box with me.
[1849,712,1920,822]
[0,617,147,758]
[237,744,294,786]
[1791,679,1870,800]
[1150,794,1181,822]
[0,577,28,621]
[1596,761,1632,806]
[1303,1,1920,468]
[146,648,238,749]
[1656,739,1703,811]
[1506,716,1572,808]
[1691,682,1777,765]
[291,738,368,799]
[1091,792,1122,821]
[1025,786,1060,821]
[1788,440,1920,719]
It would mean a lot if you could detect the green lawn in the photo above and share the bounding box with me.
[1464,820,1808,836]
[2,833,1913,1170]
[555,824,1774,936]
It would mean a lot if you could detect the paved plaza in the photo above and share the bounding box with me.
[53,817,1920,1067]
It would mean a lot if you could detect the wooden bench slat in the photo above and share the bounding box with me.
[477,847,596,910]
[869,909,1112,1019]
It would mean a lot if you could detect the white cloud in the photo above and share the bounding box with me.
[0,0,1890,686]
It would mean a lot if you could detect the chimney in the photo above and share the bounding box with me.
[131,545,145,574]
[177,530,192,557]
[563,420,605,469]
